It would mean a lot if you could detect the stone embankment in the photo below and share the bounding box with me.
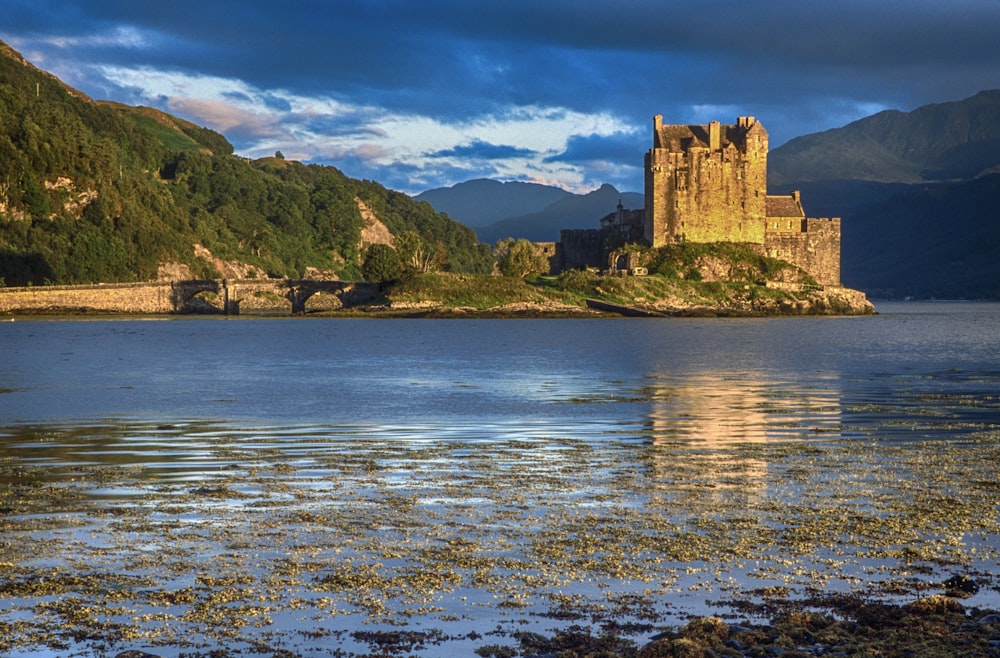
[0,281,174,314]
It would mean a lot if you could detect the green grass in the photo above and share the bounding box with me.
[130,114,205,153]
[387,273,552,309]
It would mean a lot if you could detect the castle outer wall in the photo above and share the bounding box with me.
[764,218,841,286]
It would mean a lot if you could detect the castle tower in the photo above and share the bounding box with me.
[644,116,768,247]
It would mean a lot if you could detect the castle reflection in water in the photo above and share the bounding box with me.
[640,370,843,500]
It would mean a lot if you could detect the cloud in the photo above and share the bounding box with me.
[546,132,646,166]
[3,0,1000,194]
[430,140,538,161]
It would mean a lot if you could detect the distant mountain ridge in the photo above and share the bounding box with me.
[770,90,1000,299]
[414,179,572,228]
[477,184,643,244]
[415,180,643,244]
[770,90,1000,186]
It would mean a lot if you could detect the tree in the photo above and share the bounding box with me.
[494,238,549,278]
[361,243,402,285]
[395,230,441,275]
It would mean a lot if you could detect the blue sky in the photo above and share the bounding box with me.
[4,0,1000,195]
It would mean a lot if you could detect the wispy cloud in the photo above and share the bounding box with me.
[92,63,642,192]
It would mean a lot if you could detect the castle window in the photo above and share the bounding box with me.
[675,169,688,191]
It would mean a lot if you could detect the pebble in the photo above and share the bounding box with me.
[725,638,747,651]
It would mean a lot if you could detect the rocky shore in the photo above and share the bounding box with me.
[657,285,877,317]
[109,592,1000,658]
[370,285,876,318]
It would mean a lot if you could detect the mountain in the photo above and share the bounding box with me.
[413,179,572,228]
[769,90,1000,299]
[842,175,1000,299]
[770,90,1000,187]
[477,184,643,244]
[417,180,643,244]
[0,40,492,286]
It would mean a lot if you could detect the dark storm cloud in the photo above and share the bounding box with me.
[546,132,648,167]
[430,140,538,161]
[3,0,999,192]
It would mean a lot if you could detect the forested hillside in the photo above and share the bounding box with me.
[0,41,491,286]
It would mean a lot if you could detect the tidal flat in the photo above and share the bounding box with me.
[2,418,999,657]
[3,307,1000,656]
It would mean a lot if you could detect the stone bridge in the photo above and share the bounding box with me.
[173,279,379,314]
[0,279,379,315]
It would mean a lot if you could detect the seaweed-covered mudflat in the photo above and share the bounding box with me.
[3,308,1000,656]
[2,416,999,657]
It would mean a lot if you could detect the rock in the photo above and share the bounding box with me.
[725,638,747,651]
[942,574,979,597]
[906,594,965,614]
[115,652,162,658]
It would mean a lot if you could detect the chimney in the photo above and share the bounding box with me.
[708,120,721,150]
[653,114,663,148]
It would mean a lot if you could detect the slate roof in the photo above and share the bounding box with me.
[654,121,759,152]
[766,195,805,218]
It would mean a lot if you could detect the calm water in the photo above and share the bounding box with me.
[1,302,999,656]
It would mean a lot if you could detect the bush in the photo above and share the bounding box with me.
[556,268,600,294]
[494,238,549,278]
[361,243,402,285]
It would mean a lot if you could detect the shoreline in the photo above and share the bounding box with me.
[0,274,878,318]
[0,292,878,319]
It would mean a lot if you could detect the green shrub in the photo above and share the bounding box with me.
[361,244,402,285]
[494,238,549,278]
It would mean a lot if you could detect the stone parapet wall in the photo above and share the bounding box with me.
[0,282,174,314]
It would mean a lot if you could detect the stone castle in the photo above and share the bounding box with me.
[558,115,841,286]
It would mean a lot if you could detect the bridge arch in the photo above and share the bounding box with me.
[171,280,227,313]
